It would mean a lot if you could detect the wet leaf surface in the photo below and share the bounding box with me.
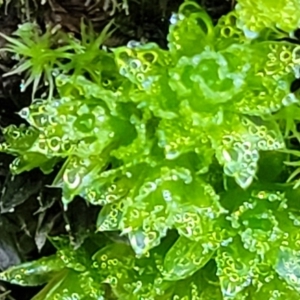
[0,0,236,298]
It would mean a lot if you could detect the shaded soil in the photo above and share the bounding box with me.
[0,0,233,299]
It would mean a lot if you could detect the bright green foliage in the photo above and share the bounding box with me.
[216,186,300,299]
[162,236,217,281]
[235,0,300,38]
[0,20,114,99]
[0,233,224,300]
[1,0,300,299]
[0,236,108,299]
[61,20,116,84]
[0,255,64,286]
[0,23,73,99]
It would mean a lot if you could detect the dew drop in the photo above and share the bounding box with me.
[125,172,132,178]
[166,149,180,160]
[19,107,30,119]
[63,169,81,189]
[162,189,172,202]
[127,40,141,48]
[47,136,61,152]
[170,13,179,25]
[282,93,298,106]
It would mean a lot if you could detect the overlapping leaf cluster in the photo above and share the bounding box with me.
[1,0,300,299]
[235,0,300,38]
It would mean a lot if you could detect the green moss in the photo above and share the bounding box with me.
[1,0,300,299]
[235,0,300,38]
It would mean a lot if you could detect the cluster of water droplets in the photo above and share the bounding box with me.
[215,11,246,46]
[92,242,172,299]
[275,247,300,294]
[213,115,284,188]
[215,185,300,298]
[235,0,300,37]
[90,236,226,300]
[169,48,250,105]
[157,116,213,164]
[97,200,124,232]
[216,241,255,299]
[229,191,284,255]
[95,165,224,256]
[167,1,215,58]
[114,42,170,94]
[0,122,38,150]
[2,1,300,298]
[12,96,113,162]
[163,236,217,281]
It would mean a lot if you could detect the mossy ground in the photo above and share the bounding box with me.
[0,1,233,298]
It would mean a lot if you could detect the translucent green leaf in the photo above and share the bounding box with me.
[169,47,250,103]
[168,1,214,58]
[250,264,299,300]
[167,262,222,300]
[215,11,247,49]
[82,166,135,206]
[275,247,300,293]
[235,0,300,36]
[216,239,257,299]
[114,42,171,95]
[117,165,224,255]
[163,236,216,281]
[9,154,58,174]
[157,115,214,166]
[211,114,284,188]
[97,201,124,231]
[32,269,104,300]
[228,189,285,254]
[0,255,64,286]
[49,236,97,272]
[93,242,169,300]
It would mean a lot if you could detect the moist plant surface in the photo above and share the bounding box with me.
[1,0,300,299]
